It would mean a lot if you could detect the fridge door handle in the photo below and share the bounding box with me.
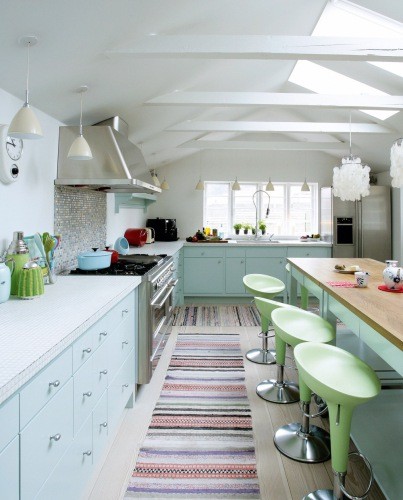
[357,200,363,258]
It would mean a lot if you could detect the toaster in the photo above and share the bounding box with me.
[145,227,155,244]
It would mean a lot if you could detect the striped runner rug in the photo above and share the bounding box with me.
[171,305,260,327]
[124,332,260,498]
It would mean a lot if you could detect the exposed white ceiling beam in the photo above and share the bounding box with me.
[178,140,346,150]
[147,92,403,110]
[106,35,403,61]
[167,121,392,133]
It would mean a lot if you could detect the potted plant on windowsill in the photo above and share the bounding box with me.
[258,220,267,235]
[242,223,252,235]
[233,223,242,235]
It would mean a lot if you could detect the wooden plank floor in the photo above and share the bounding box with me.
[88,321,385,500]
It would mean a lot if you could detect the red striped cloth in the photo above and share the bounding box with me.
[327,281,356,287]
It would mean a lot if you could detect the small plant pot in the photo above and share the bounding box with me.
[235,229,240,235]
[261,229,266,235]
[252,229,256,235]
[243,230,248,235]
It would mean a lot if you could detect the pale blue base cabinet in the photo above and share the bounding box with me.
[0,289,137,500]
[184,245,331,300]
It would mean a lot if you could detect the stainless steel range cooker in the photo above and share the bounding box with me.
[70,253,177,384]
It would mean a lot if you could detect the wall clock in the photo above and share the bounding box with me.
[0,124,23,183]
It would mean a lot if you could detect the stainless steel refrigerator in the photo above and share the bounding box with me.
[320,186,391,261]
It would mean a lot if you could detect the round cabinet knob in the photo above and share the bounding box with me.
[201,252,205,256]
[100,421,108,428]
[82,347,92,354]
[122,308,129,314]
[241,260,244,264]
[50,433,61,441]
[49,380,60,388]
[100,369,108,375]
[83,391,92,397]
[83,450,92,456]
[122,340,129,346]
[100,331,108,337]
[122,383,129,388]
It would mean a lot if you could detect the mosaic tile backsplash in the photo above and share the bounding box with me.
[54,187,107,272]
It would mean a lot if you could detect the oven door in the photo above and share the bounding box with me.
[150,279,178,371]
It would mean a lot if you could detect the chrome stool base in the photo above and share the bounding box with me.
[256,379,299,404]
[246,348,276,365]
[274,423,331,463]
[303,490,333,500]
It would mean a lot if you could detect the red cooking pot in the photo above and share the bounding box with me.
[104,246,119,263]
[124,228,147,247]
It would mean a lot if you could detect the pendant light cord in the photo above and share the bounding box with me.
[349,112,352,156]
[25,41,31,105]
[79,91,83,136]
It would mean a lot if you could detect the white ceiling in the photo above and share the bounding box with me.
[1,0,403,173]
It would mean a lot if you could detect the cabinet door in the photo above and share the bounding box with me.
[92,390,108,464]
[246,257,286,283]
[0,436,19,500]
[108,351,135,433]
[184,257,224,295]
[225,257,246,294]
[36,415,93,500]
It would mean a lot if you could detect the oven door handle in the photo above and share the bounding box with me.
[151,284,175,308]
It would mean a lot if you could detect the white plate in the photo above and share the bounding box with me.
[334,268,361,274]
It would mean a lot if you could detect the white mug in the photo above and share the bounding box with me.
[355,271,369,288]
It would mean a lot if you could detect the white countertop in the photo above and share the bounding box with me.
[0,275,141,405]
[183,240,332,247]
[127,240,184,255]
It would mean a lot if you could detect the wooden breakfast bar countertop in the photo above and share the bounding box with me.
[288,257,403,351]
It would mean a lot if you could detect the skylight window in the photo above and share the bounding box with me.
[289,0,402,120]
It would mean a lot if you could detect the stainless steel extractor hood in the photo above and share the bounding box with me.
[55,116,161,194]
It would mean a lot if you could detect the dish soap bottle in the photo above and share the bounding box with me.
[6,231,30,295]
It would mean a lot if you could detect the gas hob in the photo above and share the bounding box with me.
[70,254,167,277]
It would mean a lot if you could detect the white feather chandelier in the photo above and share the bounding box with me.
[332,114,370,202]
[390,138,403,188]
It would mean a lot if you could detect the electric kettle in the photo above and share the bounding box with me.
[0,258,14,304]
[6,231,30,295]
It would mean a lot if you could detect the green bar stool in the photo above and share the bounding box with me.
[243,274,285,365]
[254,297,301,403]
[294,342,381,500]
[270,307,335,463]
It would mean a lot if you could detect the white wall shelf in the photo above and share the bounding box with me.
[114,193,157,213]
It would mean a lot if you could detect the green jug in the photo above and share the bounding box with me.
[6,231,30,295]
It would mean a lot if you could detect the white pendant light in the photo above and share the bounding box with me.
[161,177,170,190]
[8,36,43,140]
[301,179,310,192]
[390,138,403,187]
[151,169,161,187]
[333,114,370,201]
[265,178,274,191]
[232,177,241,190]
[68,86,93,160]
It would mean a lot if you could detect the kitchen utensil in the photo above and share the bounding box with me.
[104,246,119,263]
[77,249,112,270]
[0,258,14,303]
[6,231,30,295]
[124,228,147,247]
[145,227,155,244]
[17,261,44,299]
[114,236,130,253]
[34,232,56,284]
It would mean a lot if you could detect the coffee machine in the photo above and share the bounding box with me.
[146,218,178,241]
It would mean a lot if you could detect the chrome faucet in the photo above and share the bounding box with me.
[252,190,270,240]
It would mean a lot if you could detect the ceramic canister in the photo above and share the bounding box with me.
[382,260,403,290]
[17,261,45,299]
[6,231,30,295]
[0,259,13,303]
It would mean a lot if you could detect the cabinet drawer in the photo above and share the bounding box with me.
[92,339,110,402]
[108,351,135,432]
[73,327,94,373]
[226,247,246,257]
[92,390,108,463]
[108,311,135,380]
[245,247,286,257]
[0,394,19,452]
[20,378,74,500]
[107,293,134,332]
[74,359,95,434]
[20,348,72,429]
[0,436,19,500]
[287,247,330,258]
[184,247,225,258]
[36,414,93,500]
